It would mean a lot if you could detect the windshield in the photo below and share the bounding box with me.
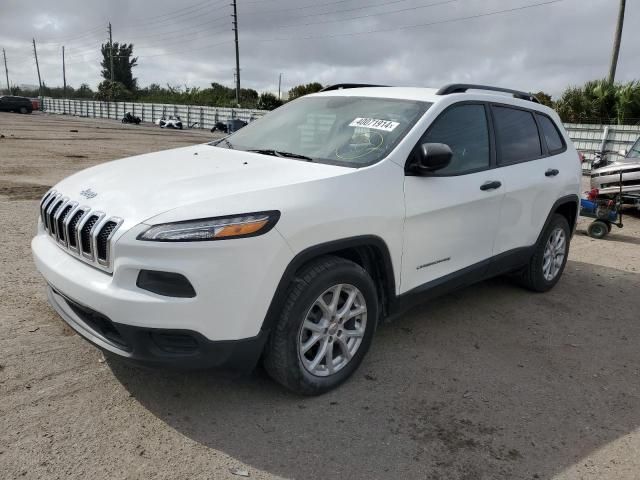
[627,137,640,160]
[210,96,431,167]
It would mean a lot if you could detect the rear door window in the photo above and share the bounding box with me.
[492,106,542,164]
[536,114,565,153]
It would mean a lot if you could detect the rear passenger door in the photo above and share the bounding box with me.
[491,104,566,254]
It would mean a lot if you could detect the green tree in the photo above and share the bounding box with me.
[76,83,94,99]
[614,81,640,124]
[534,91,553,107]
[100,42,138,91]
[95,80,133,101]
[288,82,323,100]
[257,92,283,110]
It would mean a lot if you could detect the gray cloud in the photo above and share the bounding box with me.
[1,0,638,97]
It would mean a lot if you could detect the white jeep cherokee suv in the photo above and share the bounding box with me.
[32,84,581,394]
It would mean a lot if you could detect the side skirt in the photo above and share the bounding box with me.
[387,246,535,319]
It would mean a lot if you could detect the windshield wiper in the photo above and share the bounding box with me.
[247,149,313,161]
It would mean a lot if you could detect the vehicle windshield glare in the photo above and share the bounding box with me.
[209,96,431,167]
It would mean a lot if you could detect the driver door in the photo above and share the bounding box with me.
[401,102,505,293]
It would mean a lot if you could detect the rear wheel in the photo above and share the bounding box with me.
[19,106,29,114]
[263,256,378,395]
[518,214,570,292]
[587,220,609,239]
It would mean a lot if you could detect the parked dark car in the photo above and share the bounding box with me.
[0,95,34,114]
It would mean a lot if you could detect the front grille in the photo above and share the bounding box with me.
[39,190,122,271]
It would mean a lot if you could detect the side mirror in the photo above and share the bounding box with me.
[411,143,453,174]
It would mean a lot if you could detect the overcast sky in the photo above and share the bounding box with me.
[0,0,638,97]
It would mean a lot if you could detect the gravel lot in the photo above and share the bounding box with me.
[1,112,639,480]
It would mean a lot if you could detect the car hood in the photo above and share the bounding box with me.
[52,144,351,228]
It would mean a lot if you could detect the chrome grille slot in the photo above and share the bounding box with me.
[55,202,75,244]
[47,197,65,237]
[38,191,122,272]
[80,215,100,256]
[43,193,61,232]
[66,209,85,250]
[97,221,118,262]
[40,190,56,226]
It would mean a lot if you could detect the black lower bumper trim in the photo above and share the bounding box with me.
[48,286,267,372]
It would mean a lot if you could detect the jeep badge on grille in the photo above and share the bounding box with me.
[79,188,97,199]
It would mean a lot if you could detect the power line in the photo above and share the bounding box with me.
[240,0,370,15]
[117,0,229,32]
[273,0,459,30]
[254,0,566,43]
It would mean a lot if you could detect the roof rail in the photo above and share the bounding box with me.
[436,84,540,104]
[319,83,388,92]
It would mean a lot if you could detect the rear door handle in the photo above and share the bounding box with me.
[545,169,559,177]
[480,180,502,191]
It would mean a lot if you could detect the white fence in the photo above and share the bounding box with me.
[40,97,267,129]
[39,98,640,169]
[564,123,640,170]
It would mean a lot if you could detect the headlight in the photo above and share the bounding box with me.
[137,211,280,242]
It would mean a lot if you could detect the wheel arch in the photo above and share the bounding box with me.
[536,194,579,245]
[260,235,396,335]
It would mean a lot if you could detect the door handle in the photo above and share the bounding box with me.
[545,169,559,177]
[480,180,502,191]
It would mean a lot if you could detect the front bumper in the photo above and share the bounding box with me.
[48,285,267,371]
[32,222,293,341]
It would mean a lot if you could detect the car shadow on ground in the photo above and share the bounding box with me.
[109,260,640,480]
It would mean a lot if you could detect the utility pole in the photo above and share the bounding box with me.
[2,48,9,94]
[108,22,114,82]
[278,73,282,100]
[62,46,67,97]
[32,38,42,95]
[608,0,626,84]
[231,0,240,106]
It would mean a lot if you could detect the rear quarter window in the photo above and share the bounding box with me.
[492,106,542,164]
[536,114,565,153]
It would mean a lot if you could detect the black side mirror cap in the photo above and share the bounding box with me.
[408,142,453,175]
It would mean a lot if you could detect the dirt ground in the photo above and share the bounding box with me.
[1,112,639,480]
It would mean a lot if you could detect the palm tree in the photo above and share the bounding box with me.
[614,81,640,124]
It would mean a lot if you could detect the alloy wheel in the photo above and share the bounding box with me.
[298,284,367,377]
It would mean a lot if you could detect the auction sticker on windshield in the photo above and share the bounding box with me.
[349,118,400,132]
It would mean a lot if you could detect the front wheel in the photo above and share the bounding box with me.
[263,256,378,395]
[518,214,570,292]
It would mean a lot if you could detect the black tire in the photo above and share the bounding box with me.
[518,214,570,292]
[606,222,612,233]
[588,220,608,239]
[19,106,29,114]
[263,255,378,395]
